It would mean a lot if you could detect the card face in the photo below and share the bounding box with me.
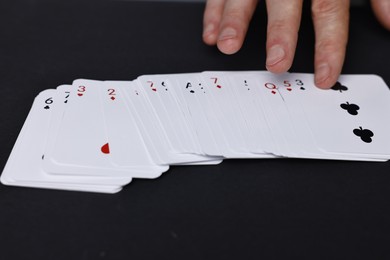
[0,88,127,193]
[43,81,114,172]
[275,73,390,159]
[258,72,321,158]
[204,71,287,158]
[186,73,230,156]
[199,72,250,157]
[170,73,222,156]
[136,75,201,154]
[3,72,390,195]
[224,72,277,156]
[293,74,390,158]
[43,80,167,178]
[109,80,222,165]
[260,72,307,157]
[114,80,173,164]
[99,81,169,176]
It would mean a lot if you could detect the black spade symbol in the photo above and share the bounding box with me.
[300,87,305,90]
[353,126,374,143]
[340,102,360,115]
[44,105,50,109]
[162,82,168,91]
[331,82,348,92]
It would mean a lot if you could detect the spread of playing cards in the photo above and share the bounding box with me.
[2,71,390,194]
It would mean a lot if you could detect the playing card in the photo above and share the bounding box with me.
[43,80,167,177]
[2,71,389,195]
[201,71,278,158]
[224,71,278,156]
[198,71,251,158]
[169,73,223,156]
[277,73,390,160]
[97,80,171,177]
[112,79,223,165]
[1,89,126,193]
[136,75,202,154]
[300,74,390,159]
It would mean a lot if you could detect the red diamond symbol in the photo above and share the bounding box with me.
[111,96,115,100]
[101,143,110,154]
[271,90,276,94]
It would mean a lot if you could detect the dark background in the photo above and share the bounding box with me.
[0,1,390,259]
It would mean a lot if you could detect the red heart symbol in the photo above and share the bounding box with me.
[101,143,110,154]
[152,88,157,92]
[78,93,83,96]
[287,88,292,91]
[217,85,222,89]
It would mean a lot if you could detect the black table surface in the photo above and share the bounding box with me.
[1,1,390,259]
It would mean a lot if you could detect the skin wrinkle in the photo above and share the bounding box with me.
[312,0,341,19]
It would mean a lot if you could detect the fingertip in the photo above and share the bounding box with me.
[216,27,242,54]
[265,44,292,73]
[203,23,218,45]
[265,62,291,74]
[266,45,285,66]
[217,39,241,55]
[213,0,257,56]
[315,79,336,89]
[314,63,338,89]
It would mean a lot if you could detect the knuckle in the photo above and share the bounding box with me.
[204,8,221,22]
[267,20,298,46]
[316,39,346,54]
[204,17,220,27]
[224,8,252,25]
[312,0,339,18]
[268,20,293,33]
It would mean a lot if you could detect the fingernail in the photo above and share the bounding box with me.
[315,63,330,84]
[203,23,215,37]
[218,27,237,41]
[266,45,285,66]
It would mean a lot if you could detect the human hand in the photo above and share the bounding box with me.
[371,0,390,31]
[203,0,390,89]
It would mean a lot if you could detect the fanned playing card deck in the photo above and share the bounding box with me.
[2,71,390,193]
